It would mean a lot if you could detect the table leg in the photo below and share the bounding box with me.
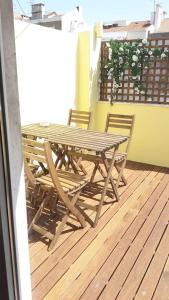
[94,145,119,227]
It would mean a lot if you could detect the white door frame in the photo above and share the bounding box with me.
[0,0,31,299]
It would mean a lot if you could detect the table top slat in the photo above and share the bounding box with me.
[22,123,127,152]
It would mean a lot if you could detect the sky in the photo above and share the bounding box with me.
[13,0,169,25]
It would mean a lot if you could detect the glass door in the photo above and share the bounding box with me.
[0,1,31,299]
[0,112,19,299]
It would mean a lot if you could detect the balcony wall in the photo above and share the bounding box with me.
[15,21,169,168]
[77,28,169,168]
[15,20,78,125]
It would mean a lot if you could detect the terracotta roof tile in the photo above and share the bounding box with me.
[103,20,151,33]
[45,11,61,18]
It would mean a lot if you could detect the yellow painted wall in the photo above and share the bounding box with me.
[76,28,169,168]
[93,102,169,168]
[76,32,90,111]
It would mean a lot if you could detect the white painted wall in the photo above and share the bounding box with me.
[14,20,78,125]
[102,31,127,41]
[127,30,148,40]
[62,7,85,32]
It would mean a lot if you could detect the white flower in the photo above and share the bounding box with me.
[142,39,147,44]
[132,76,137,80]
[119,58,123,64]
[161,53,166,59]
[140,90,145,95]
[108,68,113,78]
[138,43,142,47]
[164,48,169,53]
[149,51,152,55]
[104,65,108,69]
[136,49,140,54]
[134,87,139,94]
[114,83,119,88]
[132,62,135,67]
[132,55,138,62]
[119,47,124,52]
[108,48,112,59]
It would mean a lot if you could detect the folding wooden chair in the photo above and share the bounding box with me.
[67,109,92,129]
[23,137,87,251]
[105,113,135,187]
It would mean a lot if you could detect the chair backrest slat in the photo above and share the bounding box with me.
[68,109,91,129]
[107,118,133,125]
[22,137,47,164]
[70,109,90,115]
[23,137,47,186]
[105,113,135,153]
[24,152,47,164]
[70,118,90,125]
[23,145,45,156]
[107,124,132,130]
[23,137,44,148]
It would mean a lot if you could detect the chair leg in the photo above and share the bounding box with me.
[90,162,99,183]
[97,165,107,180]
[58,154,67,169]
[54,149,63,168]
[28,189,53,233]
[65,153,86,175]
[76,157,87,175]
[28,197,47,233]
[48,190,84,251]
[48,211,69,251]
[115,160,127,188]
[68,191,86,228]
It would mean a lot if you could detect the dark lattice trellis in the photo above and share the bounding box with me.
[100,38,169,104]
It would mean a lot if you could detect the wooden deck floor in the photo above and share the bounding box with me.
[28,161,169,300]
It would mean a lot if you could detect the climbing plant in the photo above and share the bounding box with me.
[102,39,169,104]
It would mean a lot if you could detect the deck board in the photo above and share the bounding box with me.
[28,162,169,300]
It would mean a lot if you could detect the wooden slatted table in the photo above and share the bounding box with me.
[22,123,128,226]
